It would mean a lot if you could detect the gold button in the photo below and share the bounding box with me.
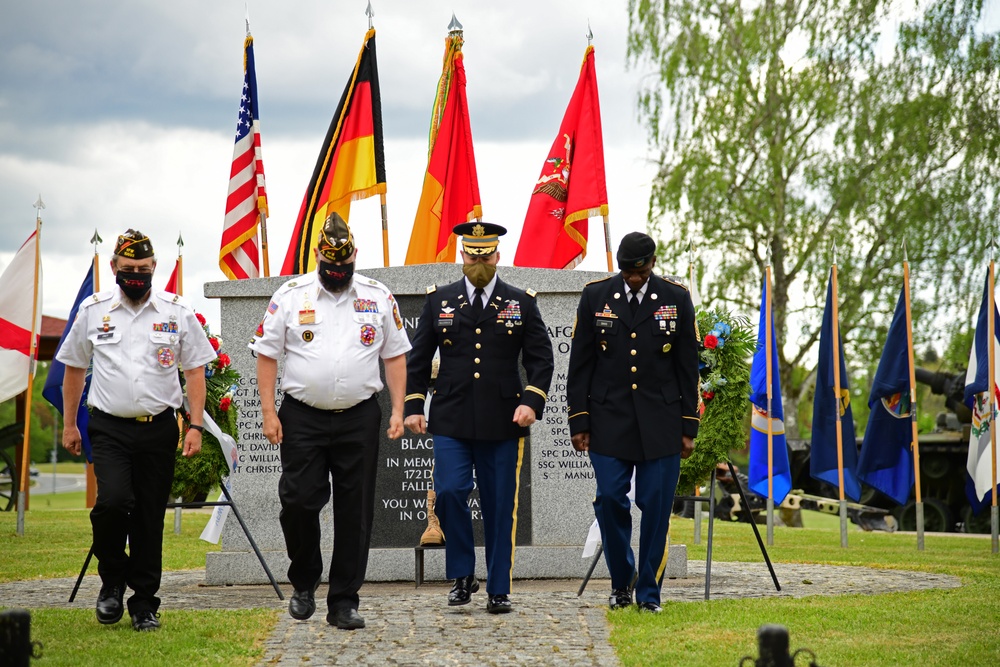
[475,358,480,364]
[631,366,637,373]
[631,332,637,339]
[475,343,481,349]
[476,328,482,334]
[508,330,513,335]
[443,328,448,333]
[632,383,638,390]
[474,372,480,379]
[630,349,637,356]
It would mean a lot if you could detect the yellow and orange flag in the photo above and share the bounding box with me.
[282,29,386,275]
[513,46,607,269]
[404,33,482,265]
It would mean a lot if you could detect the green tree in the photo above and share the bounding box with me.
[628,0,1000,435]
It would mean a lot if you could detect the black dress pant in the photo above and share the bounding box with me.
[277,395,381,612]
[88,409,178,615]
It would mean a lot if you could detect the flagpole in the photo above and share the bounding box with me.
[989,256,998,553]
[765,257,775,546]
[86,229,102,509]
[381,193,390,267]
[603,216,613,272]
[831,245,848,548]
[259,210,270,277]
[16,197,44,536]
[173,232,185,534]
[902,242,924,550]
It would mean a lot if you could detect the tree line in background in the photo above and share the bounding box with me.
[629,0,1000,435]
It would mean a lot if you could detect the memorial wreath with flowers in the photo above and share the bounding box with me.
[678,308,755,493]
[170,313,240,502]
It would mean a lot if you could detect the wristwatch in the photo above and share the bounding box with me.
[188,424,205,433]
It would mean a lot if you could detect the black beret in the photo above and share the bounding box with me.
[616,232,656,270]
[114,229,154,260]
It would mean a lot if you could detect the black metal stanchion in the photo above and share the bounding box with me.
[577,544,604,597]
[705,468,717,600]
[727,462,780,592]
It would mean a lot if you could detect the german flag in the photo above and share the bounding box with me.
[404,33,481,265]
[281,29,386,275]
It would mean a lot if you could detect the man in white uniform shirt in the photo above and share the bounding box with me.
[58,229,217,631]
[251,213,410,630]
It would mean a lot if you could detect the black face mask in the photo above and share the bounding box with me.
[116,271,153,301]
[318,261,354,292]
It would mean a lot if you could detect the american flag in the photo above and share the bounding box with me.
[219,34,268,280]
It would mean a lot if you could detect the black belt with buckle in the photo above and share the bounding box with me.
[92,407,175,424]
[283,394,376,414]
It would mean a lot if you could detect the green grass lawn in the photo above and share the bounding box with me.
[609,513,1000,666]
[1,501,274,667]
[2,503,998,666]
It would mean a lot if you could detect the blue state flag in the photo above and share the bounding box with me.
[748,279,792,504]
[810,271,862,501]
[42,269,95,462]
[963,269,1000,502]
[857,286,914,505]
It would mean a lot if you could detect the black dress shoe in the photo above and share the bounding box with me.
[609,588,632,610]
[131,610,161,631]
[486,594,512,614]
[637,601,662,613]
[288,580,319,620]
[95,584,124,624]
[327,607,366,630]
[447,575,480,606]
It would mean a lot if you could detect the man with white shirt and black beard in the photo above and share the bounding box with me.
[251,212,410,630]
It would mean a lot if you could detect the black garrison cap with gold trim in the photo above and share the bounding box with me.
[317,212,355,262]
[114,229,154,259]
[616,231,656,270]
[454,221,507,256]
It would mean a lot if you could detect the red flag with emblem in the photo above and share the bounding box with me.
[514,46,607,269]
[0,231,42,403]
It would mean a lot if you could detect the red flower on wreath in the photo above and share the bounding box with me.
[216,353,231,369]
[703,391,715,401]
[704,334,718,349]
[219,396,232,412]
[196,312,207,326]
[210,336,221,351]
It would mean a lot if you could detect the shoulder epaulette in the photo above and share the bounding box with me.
[662,275,690,291]
[525,288,537,298]
[157,291,190,308]
[584,275,614,286]
[84,291,113,307]
[426,284,437,294]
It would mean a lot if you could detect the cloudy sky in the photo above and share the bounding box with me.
[0,0,665,331]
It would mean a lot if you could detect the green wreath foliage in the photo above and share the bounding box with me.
[170,314,240,502]
[678,308,755,493]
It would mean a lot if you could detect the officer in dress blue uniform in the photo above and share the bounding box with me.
[404,222,554,614]
[58,230,217,632]
[252,213,411,630]
[567,231,700,613]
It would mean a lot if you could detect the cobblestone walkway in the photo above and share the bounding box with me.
[0,561,960,666]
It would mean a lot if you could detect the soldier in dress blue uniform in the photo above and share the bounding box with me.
[58,230,217,632]
[567,231,700,613]
[404,222,554,614]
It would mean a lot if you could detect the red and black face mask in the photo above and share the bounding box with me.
[318,260,354,292]
[116,271,153,300]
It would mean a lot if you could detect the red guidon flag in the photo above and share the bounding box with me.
[0,231,42,403]
[514,46,608,269]
[404,33,482,265]
[282,29,386,275]
[164,259,181,295]
[220,33,268,280]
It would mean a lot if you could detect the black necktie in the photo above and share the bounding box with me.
[629,289,640,315]
[472,288,484,318]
